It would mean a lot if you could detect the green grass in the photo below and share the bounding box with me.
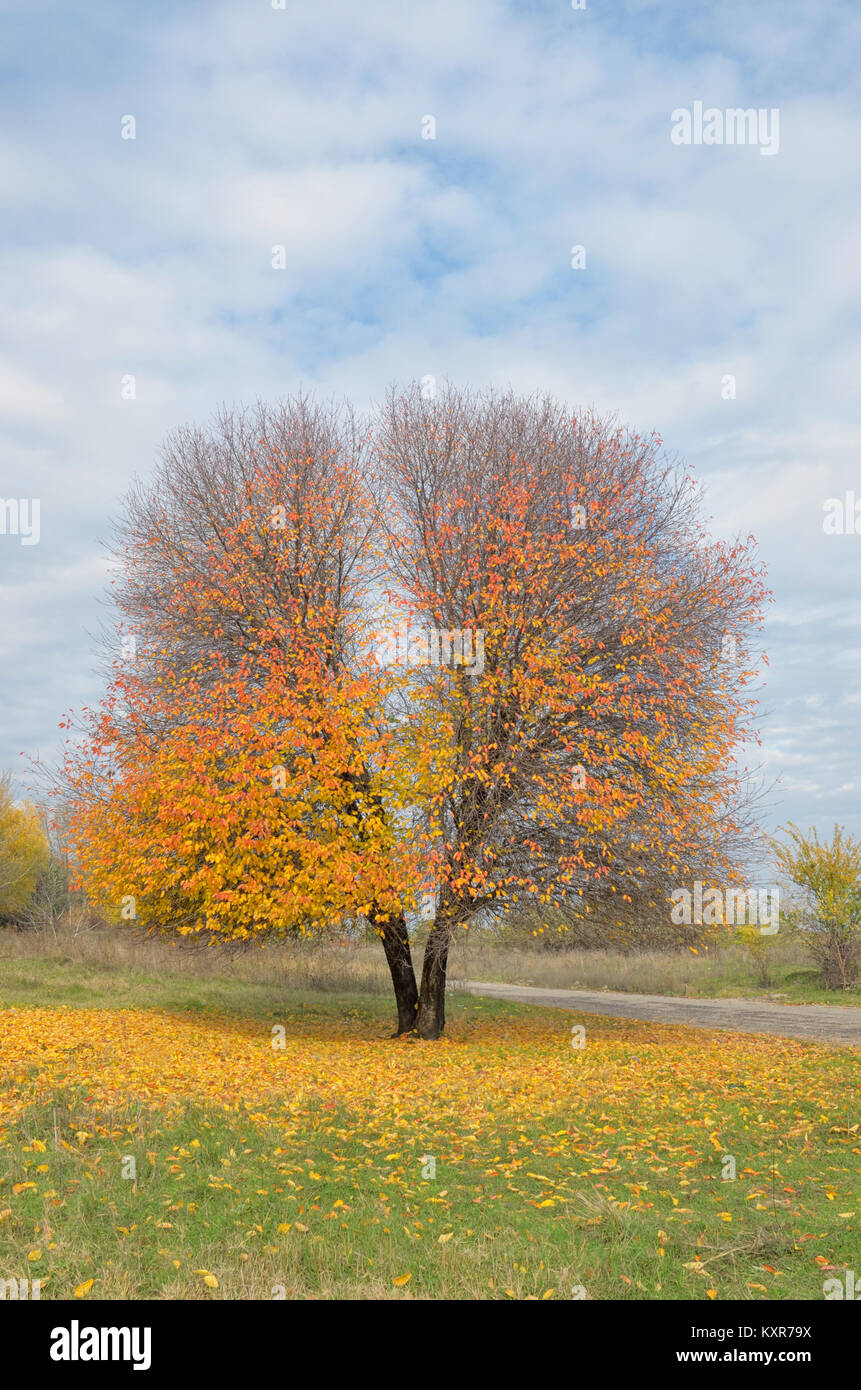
[4,1080,854,1302]
[1,949,858,1301]
[0,952,291,1016]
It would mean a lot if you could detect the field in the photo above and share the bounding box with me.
[1,933,858,1301]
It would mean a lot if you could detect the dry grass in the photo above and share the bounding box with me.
[0,921,848,1004]
[450,939,784,995]
[448,936,860,1003]
[0,923,391,995]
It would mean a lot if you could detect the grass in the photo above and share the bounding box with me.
[2,922,857,1007]
[1,935,858,1301]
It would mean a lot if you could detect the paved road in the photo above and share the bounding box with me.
[460,980,861,1046]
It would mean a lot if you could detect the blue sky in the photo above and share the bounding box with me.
[1,0,859,841]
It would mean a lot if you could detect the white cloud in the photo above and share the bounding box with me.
[0,0,858,835]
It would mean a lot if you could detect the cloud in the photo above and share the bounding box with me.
[0,0,858,843]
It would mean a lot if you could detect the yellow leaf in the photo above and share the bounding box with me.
[706,1289,717,1300]
[537,1199,555,1208]
[27,1249,41,1262]
[277,1222,291,1233]
[0,1210,11,1223]
[542,1288,555,1299]
[392,1273,412,1287]
[293,1221,308,1233]
[74,1279,95,1298]
[437,1232,453,1244]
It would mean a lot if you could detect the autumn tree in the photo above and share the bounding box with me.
[59,388,770,1039]
[60,399,422,1032]
[375,384,770,1036]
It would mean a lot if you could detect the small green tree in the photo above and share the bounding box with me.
[733,921,784,988]
[771,823,861,990]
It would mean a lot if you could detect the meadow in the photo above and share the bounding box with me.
[0,931,858,1301]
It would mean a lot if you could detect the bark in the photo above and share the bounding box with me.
[376,910,420,1035]
[416,920,452,1040]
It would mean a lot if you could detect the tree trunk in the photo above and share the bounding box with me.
[416,920,452,1040]
[376,910,420,1035]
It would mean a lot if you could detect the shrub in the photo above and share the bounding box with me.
[771,823,861,990]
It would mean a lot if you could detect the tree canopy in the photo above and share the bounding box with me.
[58,385,770,1037]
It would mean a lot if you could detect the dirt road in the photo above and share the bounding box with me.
[461,980,861,1046]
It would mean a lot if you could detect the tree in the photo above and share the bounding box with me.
[0,773,50,922]
[59,387,770,1039]
[59,398,424,1032]
[771,823,861,989]
[376,384,770,1035]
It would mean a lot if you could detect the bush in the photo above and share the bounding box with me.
[771,823,861,990]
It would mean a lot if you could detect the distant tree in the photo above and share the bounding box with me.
[0,773,50,922]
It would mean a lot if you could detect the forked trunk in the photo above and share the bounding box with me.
[376,910,420,1034]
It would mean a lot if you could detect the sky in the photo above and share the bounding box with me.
[1,0,859,842]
